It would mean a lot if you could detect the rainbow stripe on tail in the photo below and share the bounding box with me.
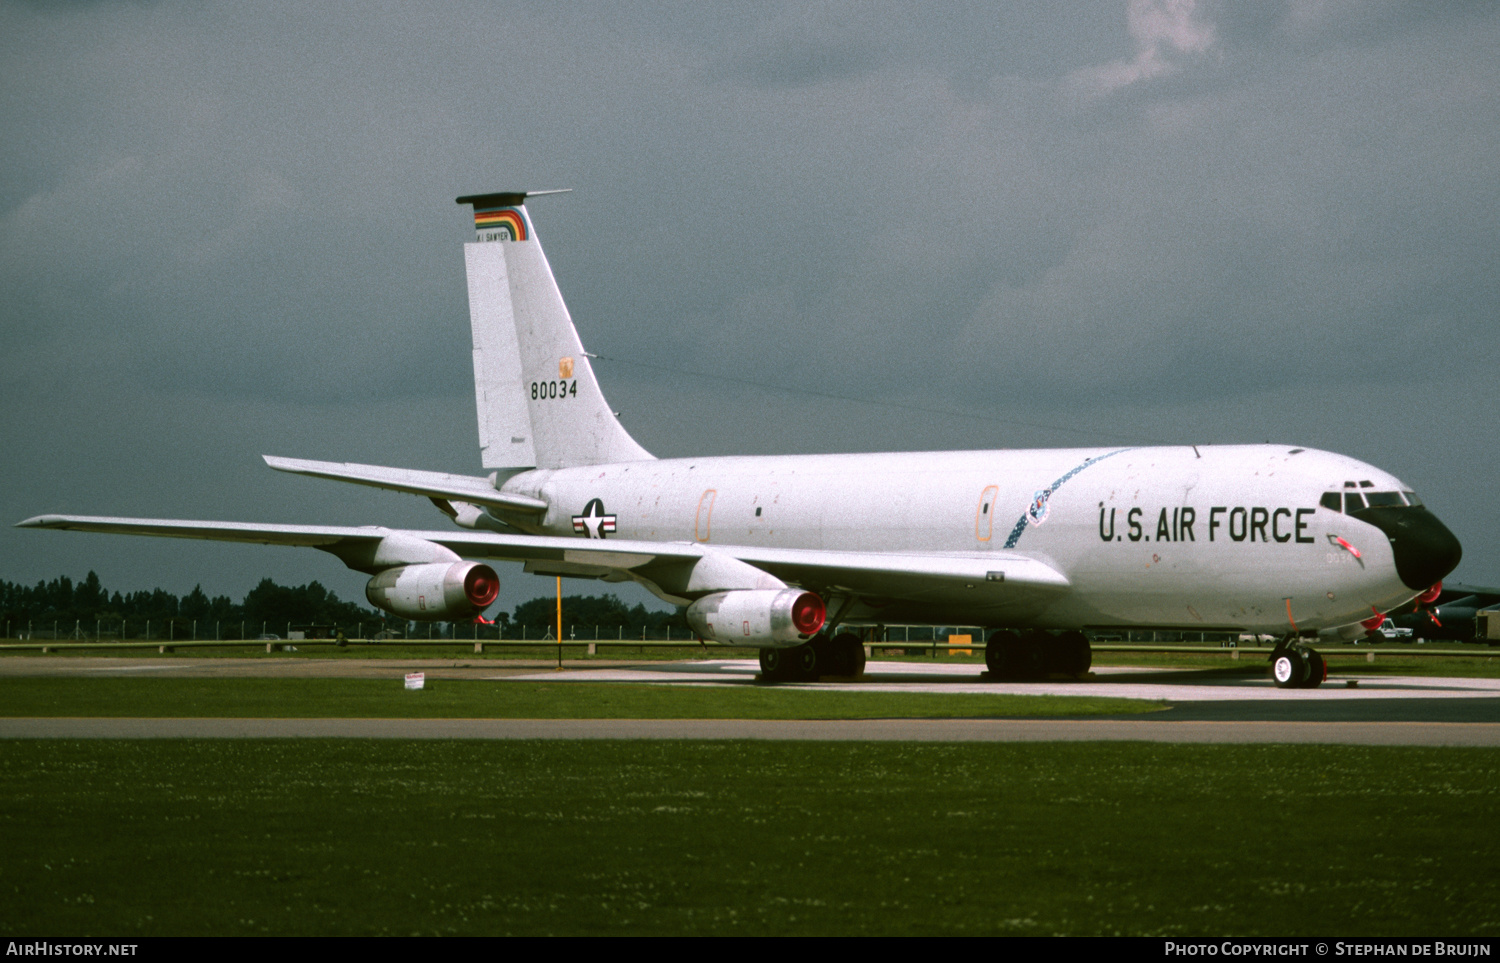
[470,201,528,242]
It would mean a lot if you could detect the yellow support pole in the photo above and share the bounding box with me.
[555,576,563,670]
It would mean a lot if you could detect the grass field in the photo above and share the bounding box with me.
[3,655,1496,936]
[1,740,1495,936]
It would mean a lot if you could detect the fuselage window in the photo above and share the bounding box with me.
[1403,491,1422,507]
[1320,492,1341,511]
[1344,492,1367,512]
[1365,492,1404,508]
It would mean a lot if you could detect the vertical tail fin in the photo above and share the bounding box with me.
[458,192,654,470]
[462,192,536,471]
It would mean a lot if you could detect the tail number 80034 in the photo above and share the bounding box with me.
[531,380,576,400]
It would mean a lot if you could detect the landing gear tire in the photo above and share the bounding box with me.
[1304,648,1326,688]
[792,641,820,680]
[985,630,1020,679]
[1016,631,1049,680]
[1049,630,1092,677]
[1272,647,1310,689]
[987,630,1069,681]
[848,637,867,677]
[824,632,865,677]
[764,634,862,682]
[759,646,812,683]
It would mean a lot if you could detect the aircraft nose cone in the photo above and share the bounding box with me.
[1351,506,1463,591]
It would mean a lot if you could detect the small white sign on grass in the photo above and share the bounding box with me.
[404,672,425,691]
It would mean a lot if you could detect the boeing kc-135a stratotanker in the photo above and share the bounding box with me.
[19,191,1464,687]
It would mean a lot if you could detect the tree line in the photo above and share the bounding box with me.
[0,572,684,640]
[0,572,391,639]
[509,594,688,639]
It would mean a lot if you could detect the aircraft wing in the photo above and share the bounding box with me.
[16,514,375,548]
[262,456,548,515]
[15,515,658,574]
[15,515,1069,598]
[1433,582,1500,603]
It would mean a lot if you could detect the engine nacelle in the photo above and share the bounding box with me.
[365,561,500,621]
[686,589,826,647]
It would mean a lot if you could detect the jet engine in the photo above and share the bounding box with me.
[365,561,500,621]
[685,589,825,647]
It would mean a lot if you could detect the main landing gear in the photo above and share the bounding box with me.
[758,632,867,682]
[983,629,1093,680]
[1269,640,1326,689]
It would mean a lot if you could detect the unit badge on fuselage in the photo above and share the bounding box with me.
[572,498,617,539]
[1028,489,1052,526]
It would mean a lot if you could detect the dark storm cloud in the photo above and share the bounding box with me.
[2,0,1497,607]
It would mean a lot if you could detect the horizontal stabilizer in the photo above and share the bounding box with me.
[262,456,548,515]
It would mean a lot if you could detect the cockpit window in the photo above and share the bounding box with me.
[1322,489,1419,513]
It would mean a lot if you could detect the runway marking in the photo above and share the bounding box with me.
[75,663,206,672]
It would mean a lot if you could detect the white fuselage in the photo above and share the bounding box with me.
[501,444,1417,634]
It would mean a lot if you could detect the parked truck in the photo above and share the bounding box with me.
[1374,618,1414,642]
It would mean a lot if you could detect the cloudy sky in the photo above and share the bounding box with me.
[3,0,1497,617]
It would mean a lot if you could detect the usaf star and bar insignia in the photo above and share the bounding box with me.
[572,498,617,539]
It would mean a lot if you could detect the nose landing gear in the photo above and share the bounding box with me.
[1270,641,1327,689]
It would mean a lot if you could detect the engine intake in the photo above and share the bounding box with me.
[366,561,499,621]
[686,589,826,647]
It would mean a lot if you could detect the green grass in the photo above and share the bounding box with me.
[1305,654,1500,678]
[1,740,1495,936]
[0,677,1160,719]
[0,641,740,661]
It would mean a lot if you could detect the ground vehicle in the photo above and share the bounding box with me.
[1374,618,1414,642]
